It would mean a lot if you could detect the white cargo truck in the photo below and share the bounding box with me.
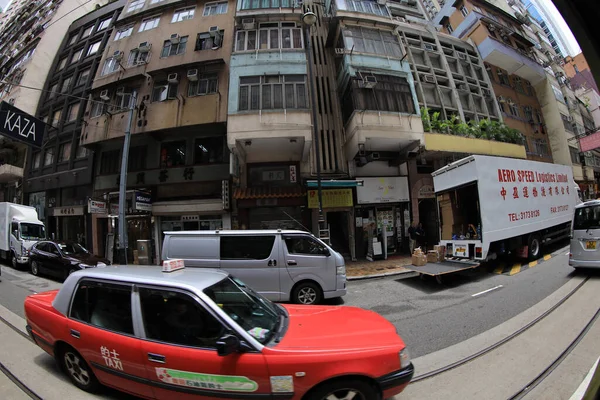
[433,155,577,262]
[0,202,46,268]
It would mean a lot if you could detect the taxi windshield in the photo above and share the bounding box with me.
[204,276,281,345]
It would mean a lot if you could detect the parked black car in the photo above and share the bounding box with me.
[29,241,110,279]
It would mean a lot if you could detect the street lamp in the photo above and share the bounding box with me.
[302,9,324,221]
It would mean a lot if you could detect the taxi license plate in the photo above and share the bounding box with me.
[586,241,597,250]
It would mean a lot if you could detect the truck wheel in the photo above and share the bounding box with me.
[307,379,379,400]
[59,346,100,393]
[11,252,17,269]
[528,235,541,261]
[30,261,39,276]
[292,282,322,305]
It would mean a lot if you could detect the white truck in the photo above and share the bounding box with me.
[0,203,46,269]
[433,155,578,263]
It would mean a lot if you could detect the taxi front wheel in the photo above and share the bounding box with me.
[306,379,379,400]
[59,345,100,393]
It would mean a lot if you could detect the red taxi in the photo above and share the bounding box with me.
[24,264,414,399]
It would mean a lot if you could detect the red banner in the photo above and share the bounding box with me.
[580,131,600,152]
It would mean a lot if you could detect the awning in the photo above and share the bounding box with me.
[233,187,306,200]
[306,180,364,188]
[152,199,224,215]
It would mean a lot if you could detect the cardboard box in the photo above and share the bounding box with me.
[412,254,427,266]
[434,245,446,261]
[427,251,439,263]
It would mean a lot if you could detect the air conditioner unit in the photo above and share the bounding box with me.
[167,73,179,83]
[113,50,123,59]
[424,43,435,52]
[363,75,377,89]
[377,0,387,4]
[394,16,407,23]
[209,26,220,37]
[187,69,198,82]
[115,87,125,97]
[99,90,110,101]
[242,18,255,30]
[170,34,180,44]
[422,74,435,83]
[138,42,151,52]
[457,52,467,60]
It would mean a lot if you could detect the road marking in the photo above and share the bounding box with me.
[472,285,503,297]
[543,254,552,261]
[509,264,522,275]
[529,261,538,268]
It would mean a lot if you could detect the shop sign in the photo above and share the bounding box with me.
[53,206,84,216]
[418,184,435,199]
[134,191,152,212]
[0,101,44,148]
[289,165,297,183]
[88,199,107,214]
[356,177,409,204]
[580,131,600,152]
[308,189,353,209]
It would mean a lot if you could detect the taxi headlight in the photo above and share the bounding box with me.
[399,348,410,369]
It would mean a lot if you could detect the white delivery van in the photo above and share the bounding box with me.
[162,230,347,305]
[433,155,577,261]
[0,202,46,268]
[569,200,600,269]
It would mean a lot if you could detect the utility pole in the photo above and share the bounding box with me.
[117,93,137,265]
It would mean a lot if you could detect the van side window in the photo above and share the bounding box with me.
[220,236,275,260]
[70,281,134,335]
[284,236,329,256]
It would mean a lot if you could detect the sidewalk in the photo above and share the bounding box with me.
[346,255,414,280]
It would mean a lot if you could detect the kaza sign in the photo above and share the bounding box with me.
[0,101,44,148]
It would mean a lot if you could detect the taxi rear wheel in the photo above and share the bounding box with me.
[59,346,100,393]
[306,379,379,400]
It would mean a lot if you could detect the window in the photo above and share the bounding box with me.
[127,0,145,12]
[44,149,54,166]
[194,137,224,164]
[171,7,195,23]
[61,76,72,93]
[460,5,469,17]
[66,103,80,122]
[534,109,543,124]
[203,1,227,16]
[100,150,120,174]
[32,152,41,169]
[160,141,186,168]
[497,68,510,85]
[562,114,574,132]
[533,139,549,156]
[102,57,121,75]
[284,236,329,256]
[52,109,62,126]
[241,0,293,8]
[150,0,165,3]
[58,142,71,162]
[139,288,223,348]
[220,236,275,260]
[343,26,402,58]
[71,48,83,64]
[497,97,505,113]
[98,18,111,31]
[196,31,223,50]
[508,99,519,117]
[68,35,78,46]
[188,74,218,96]
[472,5,482,13]
[70,281,133,335]
[115,25,133,40]
[81,25,93,39]
[570,146,580,164]
[524,80,533,96]
[161,36,188,57]
[128,49,150,66]
[57,57,67,71]
[128,146,147,171]
[345,0,389,17]
[47,83,58,99]
[75,140,88,158]
[236,23,300,52]
[446,23,453,34]
[238,75,307,111]
[110,88,137,112]
[76,69,90,86]
[573,205,600,230]
[513,76,524,93]
[86,41,101,57]
[152,82,178,102]
[523,106,533,122]
[139,15,160,32]
[552,85,565,103]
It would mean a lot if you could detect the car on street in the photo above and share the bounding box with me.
[24,265,414,400]
[570,200,600,269]
[28,241,110,279]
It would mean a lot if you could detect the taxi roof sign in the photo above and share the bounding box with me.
[162,259,185,273]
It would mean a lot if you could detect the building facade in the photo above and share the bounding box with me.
[24,1,126,254]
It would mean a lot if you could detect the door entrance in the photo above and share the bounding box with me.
[418,199,438,251]
[327,212,349,257]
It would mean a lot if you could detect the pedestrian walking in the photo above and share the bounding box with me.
[408,221,418,254]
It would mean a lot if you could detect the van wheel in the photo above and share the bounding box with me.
[292,282,322,305]
[528,235,541,261]
[59,346,100,393]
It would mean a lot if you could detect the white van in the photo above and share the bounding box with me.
[569,200,600,269]
[162,230,347,304]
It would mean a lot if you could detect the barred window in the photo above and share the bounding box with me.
[508,99,519,117]
[513,76,524,93]
[236,23,302,51]
[497,68,510,85]
[188,74,218,96]
[523,106,533,122]
[343,27,402,58]
[345,0,389,17]
[238,75,307,111]
[241,0,292,9]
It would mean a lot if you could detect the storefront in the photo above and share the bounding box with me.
[354,177,411,260]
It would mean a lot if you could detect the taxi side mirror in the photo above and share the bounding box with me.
[216,334,240,357]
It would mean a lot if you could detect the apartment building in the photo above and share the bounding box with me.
[564,53,599,93]
[23,1,126,253]
[0,0,109,203]
[82,0,235,262]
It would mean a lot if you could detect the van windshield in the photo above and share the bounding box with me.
[20,223,46,240]
[573,206,600,230]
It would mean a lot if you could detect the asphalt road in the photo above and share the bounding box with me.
[0,242,581,360]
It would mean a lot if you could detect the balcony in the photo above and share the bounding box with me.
[424,132,527,158]
[477,36,546,85]
[330,0,395,25]
[0,164,23,183]
[227,110,313,163]
[236,0,303,18]
[344,111,425,163]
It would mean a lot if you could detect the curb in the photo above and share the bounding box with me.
[347,269,418,281]
[492,245,569,276]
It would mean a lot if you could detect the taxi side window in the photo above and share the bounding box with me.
[70,281,134,335]
[139,288,224,348]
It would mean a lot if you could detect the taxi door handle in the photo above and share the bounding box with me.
[148,353,166,363]
[70,329,80,339]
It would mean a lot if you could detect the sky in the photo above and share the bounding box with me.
[534,0,581,56]
[0,0,11,12]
